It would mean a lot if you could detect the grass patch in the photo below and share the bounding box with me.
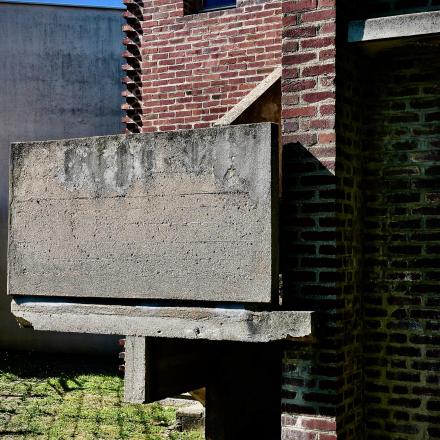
[0,351,204,440]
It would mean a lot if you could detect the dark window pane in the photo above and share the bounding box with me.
[203,0,236,10]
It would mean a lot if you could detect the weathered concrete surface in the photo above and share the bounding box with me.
[124,336,148,403]
[9,124,278,303]
[0,2,124,353]
[10,298,313,343]
[348,11,440,43]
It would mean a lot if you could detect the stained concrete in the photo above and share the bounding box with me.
[9,124,279,303]
[0,2,124,353]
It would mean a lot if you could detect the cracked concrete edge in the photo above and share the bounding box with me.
[348,11,440,43]
[11,298,313,343]
[214,67,282,126]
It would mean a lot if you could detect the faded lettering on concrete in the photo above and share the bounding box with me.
[9,124,278,303]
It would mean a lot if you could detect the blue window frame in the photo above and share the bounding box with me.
[202,0,236,11]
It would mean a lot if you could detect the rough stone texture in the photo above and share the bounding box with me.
[9,124,278,303]
[11,298,312,343]
[348,11,440,42]
[0,2,124,354]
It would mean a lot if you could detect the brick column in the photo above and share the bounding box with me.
[280,1,362,438]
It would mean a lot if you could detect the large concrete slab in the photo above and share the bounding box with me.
[9,124,278,303]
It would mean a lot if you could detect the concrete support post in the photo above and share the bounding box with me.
[124,336,150,403]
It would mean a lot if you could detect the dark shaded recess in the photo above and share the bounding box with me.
[362,41,440,439]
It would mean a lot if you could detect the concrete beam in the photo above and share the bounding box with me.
[11,298,313,343]
[215,67,281,126]
[348,11,440,43]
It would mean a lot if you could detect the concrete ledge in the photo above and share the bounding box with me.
[11,297,313,343]
[348,11,440,43]
[215,67,281,126]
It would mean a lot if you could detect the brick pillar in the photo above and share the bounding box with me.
[280,1,362,438]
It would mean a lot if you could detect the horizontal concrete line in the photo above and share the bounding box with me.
[11,297,313,343]
[348,11,440,43]
[12,191,249,203]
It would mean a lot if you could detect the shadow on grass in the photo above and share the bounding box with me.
[0,350,119,380]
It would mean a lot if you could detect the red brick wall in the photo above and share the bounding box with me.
[123,0,282,133]
[122,2,440,440]
[281,0,339,439]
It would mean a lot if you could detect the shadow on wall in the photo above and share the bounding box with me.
[280,142,340,417]
[280,138,362,434]
[0,3,125,354]
[362,41,440,439]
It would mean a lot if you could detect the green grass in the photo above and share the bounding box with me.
[0,351,204,440]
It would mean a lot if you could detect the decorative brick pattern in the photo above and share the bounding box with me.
[127,0,282,133]
[122,0,144,133]
[363,46,440,440]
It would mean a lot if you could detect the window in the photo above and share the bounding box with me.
[184,0,236,16]
[202,0,236,10]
